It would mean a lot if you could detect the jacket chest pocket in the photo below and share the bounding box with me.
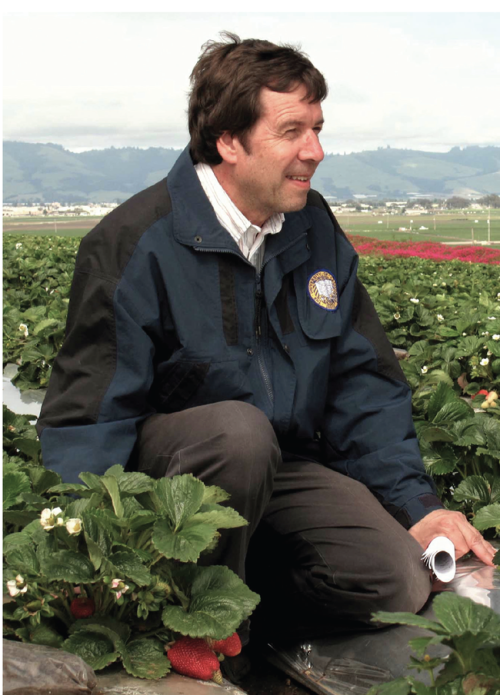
[291,265,343,346]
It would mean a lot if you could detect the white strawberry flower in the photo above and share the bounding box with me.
[111,578,129,600]
[421,366,428,374]
[394,312,400,320]
[437,314,444,322]
[18,323,29,338]
[462,333,467,336]
[66,518,82,535]
[7,576,28,597]
[487,317,496,320]
[40,507,63,531]
[480,358,489,366]
[433,283,437,287]
[15,242,22,249]
[410,298,419,304]
[493,335,500,341]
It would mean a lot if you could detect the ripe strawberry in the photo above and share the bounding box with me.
[206,632,242,657]
[472,389,489,400]
[70,597,95,619]
[167,637,223,683]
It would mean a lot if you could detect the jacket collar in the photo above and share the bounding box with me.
[167,145,312,257]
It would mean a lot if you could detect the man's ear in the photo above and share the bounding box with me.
[216,132,239,165]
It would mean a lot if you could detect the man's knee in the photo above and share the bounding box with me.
[362,534,432,619]
[209,401,279,464]
[137,400,280,489]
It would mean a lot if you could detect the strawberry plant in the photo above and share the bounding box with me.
[367,593,500,694]
[3,457,259,679]
[3,235,79,391]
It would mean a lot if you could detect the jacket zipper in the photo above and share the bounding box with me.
[255,276,274,408]
[195,237,307,409]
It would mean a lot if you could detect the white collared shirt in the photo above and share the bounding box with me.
[195,162,284,271]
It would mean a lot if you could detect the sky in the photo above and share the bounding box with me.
[3,10,500,156]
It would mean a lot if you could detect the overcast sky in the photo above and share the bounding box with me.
[3,11,500,155]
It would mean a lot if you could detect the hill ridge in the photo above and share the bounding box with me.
[4,141,500,204]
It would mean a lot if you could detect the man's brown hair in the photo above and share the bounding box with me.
[188,32,328,165]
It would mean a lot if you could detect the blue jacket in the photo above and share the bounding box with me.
[37,146,442,527]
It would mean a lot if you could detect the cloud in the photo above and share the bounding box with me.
[3,13,500,153]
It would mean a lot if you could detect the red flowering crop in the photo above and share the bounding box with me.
[348,235,500,265]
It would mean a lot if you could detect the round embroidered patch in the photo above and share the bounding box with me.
[308,270,338,311]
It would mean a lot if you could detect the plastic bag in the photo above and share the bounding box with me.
[3,640,96,695]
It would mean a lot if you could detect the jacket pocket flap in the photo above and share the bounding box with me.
[293,267,342,340]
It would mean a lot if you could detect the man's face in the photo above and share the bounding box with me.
[218,84,325,227]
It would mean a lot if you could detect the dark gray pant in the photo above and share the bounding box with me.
[136,401,432,644]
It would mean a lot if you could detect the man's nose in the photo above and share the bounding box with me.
[299,132,324,163]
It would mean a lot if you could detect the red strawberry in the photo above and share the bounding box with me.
[167,637,223,683]
[472,389,489,400]
[206,632,242,657]
[70,597,95,619]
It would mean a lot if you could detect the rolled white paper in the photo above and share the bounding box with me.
[422,536,456,583]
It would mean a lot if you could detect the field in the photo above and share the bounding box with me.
[336,210,500,244]
[4,232,500,687]
[2,216,102,237]
[4,210,500,243]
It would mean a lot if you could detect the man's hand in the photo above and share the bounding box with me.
[409,508,497,567]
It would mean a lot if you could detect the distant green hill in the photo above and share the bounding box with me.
[3,141,499,204]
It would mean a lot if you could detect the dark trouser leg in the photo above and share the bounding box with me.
[134,401,281,581]
[246,459,432,644]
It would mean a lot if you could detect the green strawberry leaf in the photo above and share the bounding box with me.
[5,544,40,575]
[163,565,260,639]
[48,483,90,495]
[63,631,119,671]
[125,638,171,679]
[3,469,32,509]
[118,472,155,496]
[202,484,231,505]
[33,318,60,335]
[190,503,248,529]
[106,550,151,586]
[432,592,500,638]
[472,503,500,531]
[152,518,217,563]
[28,624,64,648]
[41,550,95,583]
[79,471,106,492]
[126,510,156,532]
[69,616,131,643]
[2,510,39,527]
[12,437,41,461]
[28,468,62,495]
[101,475,124,518]
[2,531,34,553]
[432,400,474,426]
[453,476,491,504]
[155,474,205,530]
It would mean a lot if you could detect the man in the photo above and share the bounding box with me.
[37,32,495,680]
